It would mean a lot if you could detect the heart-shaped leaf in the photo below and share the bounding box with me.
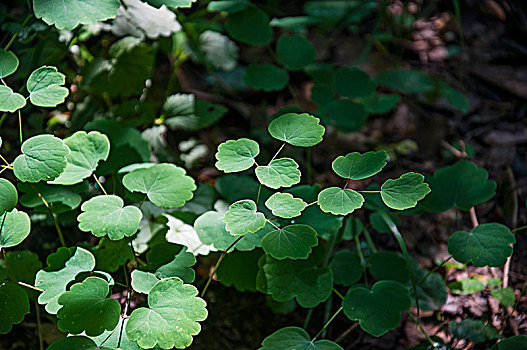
[276,34,316,71]
[215,138,259,173]
[223,200,266,236]
[0,85,26,112]
[448,223,515,267]
[36,247,96,314]
[265,192,307,219]
[50,131,110,185]
[268,113,325,147]
[0,179,17,215]
[317,187,364,215]
[449,319,501,344]
[343,280,411,337]
[243,63,289,91]
[57,277,121,336]
[131,270,160,294]
[380,172,430,210]
[18,182,84,214]
[123,163,196,209]
[332,151,387,180]
[333,67,376,98]
[262,224,318,260]
[330,249,363,286]
[255,158,301,189]
[33,0,120,30]
[163,94,228,130]
[0,282,29,334]
[0,49,18,78]
[78,195,142,240]
[13,134,70,183]
[154,247,196,283]
[0,209,31,250]
[225,6,272,46]
[126,277,208,349]
[261,326,343,350]
[26,66,69,107]
[421,161,497,212]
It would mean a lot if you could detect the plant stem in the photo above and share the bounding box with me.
[17,281,44,292]
[18,110,23,145]
[408,313,438,348]
[201,236,244,298]
[256,184,262,206]
[35,301,44,350]
[92,174,108,195]
[455,208,461,231]
[32,186,66,247]
[305,201,318,207]
[362,228,377,253]
[332,288,344,300]
[4,14,33,50]
[358,190,381,193]
[0,154,9,165]
[511,225,527,232]
[416,256,452,286]
[303,308,314,329]
[265,219,280,230]
[312,306,343,341]
[469,207,479,227]
[270,143,286,162]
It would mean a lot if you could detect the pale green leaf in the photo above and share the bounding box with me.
[0,49,18,78]
[0,179,18,215]
[255,158,301,189]
[131,269,160,294]
[380,172,431,210]
[261,327,343,350]
[0,85,26,112]
[262,224,318,260]
[268,113,325,147]
[264,192,307,218]
[223,200,266,236]
[215,138,259,173]
[0,209,31,250]
[26,66,69,107]
[317,187,364,215]
[332,151,387,180]
[492,288,515,307]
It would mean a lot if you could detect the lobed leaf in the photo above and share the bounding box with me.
[0,282,29,334]
[268,113,325,147]
[317,187,364,215]
[264,192,307,219]
[223,200,266,236]
[262,224,318,260]
[261,326,343,350]
[255,158,301,189]
[215,138,259,173]
[332,151,387,180]
[0,85,26,112]
[26,66,69,107]
[380,172,431,210]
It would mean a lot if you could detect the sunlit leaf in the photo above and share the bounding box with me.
[215,138,260,173]
[264,192,307,219]
[0,179,17,215]
[268,113,325,147]
[262,224,318,260]
[0,49,18,78]
[255,158,301,189]
[332,151,387,180]
[26,66,69,107]
[0,86,26,112]
[380,173,431,210]
[317,187,364,215]
[261,327,343,350]
[0,209,31,250]
[224,200,266,236]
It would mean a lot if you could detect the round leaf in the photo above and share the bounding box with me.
[343,280,411,337]
[126,277,208,349]
[0,49,19,78]
[26,66,69,107]
[223,200,266,236]
[78,195,143,240]
[380,172,431,210]
[0,85,26,112]
[13,134,70,183]
[215,138,259,173]
[123,163,197,209]
[332,151,387,180]
[0,282,29,334]
[324,99,368,132]
[255,158,301,189]
[225,6,272,46]
[268,113,325,147]
[262,224,318,260]
[276,34,316,71]
[50,131,110,185]
[0,209,31,250]
[57,277,121,336]
[333,67,376,98]
[448,223,515,267]
[330,249,363,286]
[0,179,18,215]
[243,63,289,92]
[261,326,343,350]
[265,192,307,219]
[317,187,364,215]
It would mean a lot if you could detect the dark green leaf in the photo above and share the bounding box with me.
[225,6,272,46]
[262,224,318,260]
[244,63,289,91]
[276,34,316,71]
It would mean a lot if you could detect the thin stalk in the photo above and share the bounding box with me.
[362,228,377,253]
[270,143,286,162]
[0,154,9,165]
[312,306,343,341]
[416,256,452,286]
[256,184,262,206]
[358,190,381,193]
[32,186,66,247]
[265,219,280,230]
[303,308,314,329]
[305,201,318,207]
[4,14,33,50]
[201,236,244,298]
[511,225,527,233]
[333,288,344,300]
[408,313,438,348]
[18,110,23,145]
[17,281,44,292]
[455,208,461,231]
[321,295,334,338]
[138,195,147,209]
[93,174,108,195]
[35,301,44,350]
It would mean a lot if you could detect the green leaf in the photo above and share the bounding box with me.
[126,277,208,349]
[255,158,301,189]
[26,66,69,107]
[208,0,249,13]
[93,238,134,273]
[439,85,469,114]
[78,195,142,240]
[36,247,96,314]
[376,69,435,93]
[57,277,120,336]
[5,250,42,287]
[224,200,266,236]
[360,93,401,115]
[310,82,336,106]
[343,280,411,337]
[225,6,272,46]
[492,288,515,307]
[215,174,273,203]
[262,224,318,260]
[330,249,363,286]
[265,192,307,218]
[257,249,333,308]
[13,134,70,183]
[0,179,17,215]
[369,211,399,234]
[421,161,497,212]
[33,0,120,30]
[0,49,19,78]
[324,99,368,132]
[448,278,486,295]
[449,319,501,344]
[276,34,316,71]
[380,172,431,210]
[88,318,151,350]
[368,251,410,284]
[317,187,364,215]
[448,223,515,267]
[154,247,196,283]
[217,250,263,292]
[145,0,196,8]
[489,335,527,350]
[261,327,344,350]
[270,16,319,33]
[50,131,110,185]
[333,67,376,98]
[18,182,85,214]
[0,209,31,250]
[408,260,446,311]
[46,336,101,350]
[197,30,239,71]
[131,270,160,294]
[0,282,30,334]
[0,85,26,112]
[268,113,325,147]
[332,151,387,180]
[163,94,228,131]
[243,63,289,91]
[123,163,197,209]
[215,138,260,173]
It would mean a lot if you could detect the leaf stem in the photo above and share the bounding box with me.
[270,142,286,163]
[305,201,318,207]
[0,154,9,165]
[31,185,66,247]
[312,306,343,341]
[36,301,44,350]
[303,308,314,330]
[201,236,244,298]
[358,190,381,193]
[511,224,527,233]
[416,256,452,286]
[408,313,438,348]
[4,13,33,51]
[333,288,344,300]
[256,184,262,207]
[18,110,23,145]
[17,281,44,292]
[362,228,377,253]
[265,219,280,230]
[92,174,108,195]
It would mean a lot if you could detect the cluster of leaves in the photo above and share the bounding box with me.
[0,1,523,350]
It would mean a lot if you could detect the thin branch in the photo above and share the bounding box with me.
[93,174,108,195]
[270,143,286,163]
[32,186,66,247]
[312,306,343,341]
[469,207,479,227]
